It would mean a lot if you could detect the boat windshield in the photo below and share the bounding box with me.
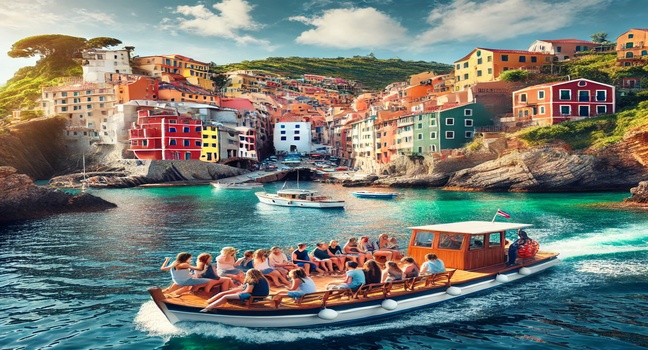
[413,232,434,247]
[438,233,464,250]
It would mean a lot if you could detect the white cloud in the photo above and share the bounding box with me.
[417,0,611,45]
[290,7,408,49]
[163,0,271,48]
[0,0,116,30]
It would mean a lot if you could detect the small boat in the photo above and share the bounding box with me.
[210,182,264,190]
[255,189,345,208]
[148,220,559,328]
[351,191,399,199]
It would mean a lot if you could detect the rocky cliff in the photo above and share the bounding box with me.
[0,166,117,223]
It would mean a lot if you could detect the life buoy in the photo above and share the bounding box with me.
[517,239,539,258]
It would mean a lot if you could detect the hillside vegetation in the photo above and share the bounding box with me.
[211,55,453,90]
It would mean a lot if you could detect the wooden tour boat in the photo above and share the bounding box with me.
[148,220,559,328]
[255,188,346,208]
[351,191,399,199]
[211,182,264,190]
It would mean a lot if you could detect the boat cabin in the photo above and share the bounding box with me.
[407,221,532,270]
[277,189,326,201]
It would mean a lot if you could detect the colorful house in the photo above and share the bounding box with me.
[616,29,648,66]
[454,48,553,91]
[527,39,597,61]
[132,54,214,91]
[512,78,615,126]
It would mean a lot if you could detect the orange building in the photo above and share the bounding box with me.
[616,28,648,66]
[109,74,159,104]
[132,54,214,91]
[528,39,598,61]
[454,48,554,91]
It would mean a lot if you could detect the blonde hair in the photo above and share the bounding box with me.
[221,247,237,255]
[254,249,268,260]
[245,269,265,284]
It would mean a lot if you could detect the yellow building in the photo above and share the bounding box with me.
[454,48,554,91]
[132,54,214,91]
[200,124,220,163]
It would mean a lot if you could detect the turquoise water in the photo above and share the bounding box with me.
[1,182,647,349]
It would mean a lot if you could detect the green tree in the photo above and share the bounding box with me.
[499,69,529,82]
[84,37,122,50]
[590,32,608,43]
[8,34,122,60]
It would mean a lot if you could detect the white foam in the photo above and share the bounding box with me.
[542,224,648,259]
[133,301,184,340]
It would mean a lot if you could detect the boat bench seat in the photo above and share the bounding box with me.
[272,289,352,309]
[423,269,456,287]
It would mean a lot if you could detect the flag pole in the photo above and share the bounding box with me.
[491,208,499,223]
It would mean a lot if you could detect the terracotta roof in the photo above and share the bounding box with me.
[220,98,254,111]
[455,48,550,62]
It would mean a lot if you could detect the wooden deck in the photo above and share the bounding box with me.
[159,251,558,312]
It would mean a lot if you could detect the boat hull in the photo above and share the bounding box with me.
[149,257,559,328]
[211,182,264,190]
[255,192,345,208]
[351,191,398,199]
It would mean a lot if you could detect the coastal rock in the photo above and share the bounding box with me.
[341,175,380,187]
[624,181,648,204]
[445,148,648,192]
[0,166,117,223]
[373,173,450,188]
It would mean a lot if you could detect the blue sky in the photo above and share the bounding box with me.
[0,0,646,86]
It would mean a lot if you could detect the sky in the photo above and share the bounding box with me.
[1,0,646,86]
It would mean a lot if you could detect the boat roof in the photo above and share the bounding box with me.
[408,221,532,234]
[278,189,318,194]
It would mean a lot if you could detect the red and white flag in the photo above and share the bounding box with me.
[496,209,510,219]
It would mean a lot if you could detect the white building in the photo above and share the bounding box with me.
[274,122,312,153]
[82,49,132,83]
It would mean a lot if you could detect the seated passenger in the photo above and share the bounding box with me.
[326,261,365,291]
[362,259,382,284]
[401,256,420,279]
[507,229,531,266]
[313,242,335,275]
[359,236,392,263]
[235,250,255,272]
[195,253,235,292]
[268,246,296,277]
[200,269,270,312]
[160,252,220,295]
[343,237,369,265]
[292,243,325,276]
[216,247,245,284]
[420,253,446,274]
[253,249,290,287]
[272,268,317,303]
[378,234,403,261]
[381,261,404,282]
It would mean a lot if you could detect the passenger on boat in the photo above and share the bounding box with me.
[326,261,365,291]
[253,249,290,287]
[268,246,297,277]
[235,250,255,272]
[343,237,368,265]
[378,234,403,261]
[196,253,235,292]
[381,261,404,282]
[401,257,420,278]
[216,247,245,284]
[362,259,382,284]
[200,269,270,312]
[313,242,338,274]
[420,253,446,274]
[292,243,325,276]
[160,252,220,295]
[272,268,317,302]
[328,240,349,268]
[507,229,530,267]
[359,236,392,264]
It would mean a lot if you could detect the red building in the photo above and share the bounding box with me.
[512,78,615,126]
[129,108,203,160]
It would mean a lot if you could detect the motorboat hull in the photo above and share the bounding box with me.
[255,192,345,208]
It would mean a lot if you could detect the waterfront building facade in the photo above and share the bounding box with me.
[82,49,133,83]
[132,54,214,91]
[616,28,648,66]
[527,39,598,61]
[274,122,312,153]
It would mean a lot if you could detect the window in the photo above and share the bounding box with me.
[626,42,634,49]
[520,93,527,102]
[445,131,455,139]
[87,97,92,102]
[417,123,423,129]
[519,56,526,62]
[540,106,545,114]
[445,118,454,125]
[169,127,176,132]
[430,144,437,152]
[294,130,300,134]
[169,139,177,145]
[280,130,286,134]
[560,105,571,115]
[295,124,300,128]
[183,140,190,146]
[418,115,423,121]
[280,136,286,141]
[464,109,473,116]
[183,127,190,133]
[487,56,492,62]
[531,56,537,63]
[577,80,587,87]
[456,64,460,70]
[465,119,473,127]
[501,55,508,61]
[469,235,485,250]
[438,233,463,250]
[430,119,436,126]
[579,105,590,117]
[596,105,607,114]
[477,58,483,64]
[629,33,634,38]
[465,131,473,138]
[487,68,493,74]
[556,46,562,52]
[578,90,590,102]
[642,50,648,56]
[488,232,501,247]
[596,90,606,101]
[414,232,434,247]
[538,90,545,99]
[463,62,468,68]
[477,70,482,77]
[575,45,581,52]
[195,141,201,146]
[280,125,285,128]
[559,89,571,100]
[463,73,469,80]
[417,133,423,140]
[430,132,437,139]
[294,136,300,140]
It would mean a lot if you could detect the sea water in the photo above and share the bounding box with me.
[0,182,647,349]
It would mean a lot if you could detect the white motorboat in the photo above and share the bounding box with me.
[211,182,264,190]
[255,188,345,208]
[351,191,399,199]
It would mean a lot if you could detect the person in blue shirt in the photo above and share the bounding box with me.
[327,261,365,291]
[292,243,325,276]
[200,269,269,312]
[420,253,446,274]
